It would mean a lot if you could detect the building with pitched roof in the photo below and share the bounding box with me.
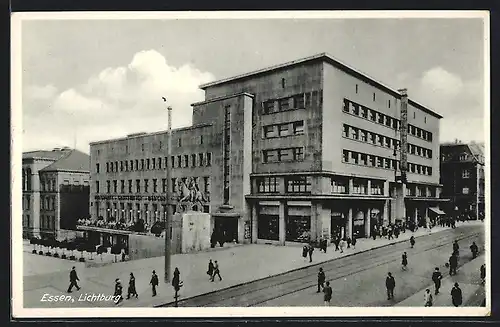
[440,141,485,219]
[22,147,90,239]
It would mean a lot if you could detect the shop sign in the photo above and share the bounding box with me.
[95,195,167,202]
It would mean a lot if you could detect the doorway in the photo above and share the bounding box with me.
[214,217,239,243]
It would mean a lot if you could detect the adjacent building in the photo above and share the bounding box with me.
[22,147,90,239]
[440,141,485,219]
[88,53,447,248]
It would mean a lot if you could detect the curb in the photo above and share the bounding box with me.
[155,228,451,307]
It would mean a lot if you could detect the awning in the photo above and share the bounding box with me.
[429,207,446,215]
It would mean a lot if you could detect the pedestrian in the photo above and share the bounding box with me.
[401,252,408,271]
[346,237,352,249]
[302,244,309,260]
[453,240,460,257]
[67,266,81,293]
[333,237,340,251]
[351,236,357,249]
[449,253,458,276]
[410,236,415,248]
[308,243,314,263]
[207,259,215,280]
[126,272,138,299]
[339,238,346,253]
[372,229,377,240]
[323,281,333,306]
[150,270,159,297]
[424,289,433,307]
[432,267,443,295]
[121,248,126,262]
[451,282,463,307]
[385,272,396,300]
[211,260,222,281]
[394,227,400,239]
[388,227,393,240]
[470,242,479,259]
[480,264,486,285]
[172,267,181,290]
[114,278,123,305]
[317,267,325,293]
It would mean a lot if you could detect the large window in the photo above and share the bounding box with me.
[285,176,311,193]
[331,177,348,194]
[370,180,384,195]
[256,177,279,193]
[285,206,311,242]
[352,180,367,194]
[263,100,275,114]
[257,208,279,240]
[263,148,304,163]
[462,169,470,179]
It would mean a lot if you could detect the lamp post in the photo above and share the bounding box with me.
[163,98,173,283]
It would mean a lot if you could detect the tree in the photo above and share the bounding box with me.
[111,244,122,263]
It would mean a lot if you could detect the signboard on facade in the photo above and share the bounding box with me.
[244,221,251,239]
[95,195,167,202]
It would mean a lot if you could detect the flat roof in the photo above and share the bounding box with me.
[89,123,213,146]
[199,53,443,119]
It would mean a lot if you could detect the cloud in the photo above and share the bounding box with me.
[22,50,216,153]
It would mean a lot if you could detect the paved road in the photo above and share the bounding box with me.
[162,224,484,307]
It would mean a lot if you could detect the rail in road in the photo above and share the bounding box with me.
[159,226,483,307]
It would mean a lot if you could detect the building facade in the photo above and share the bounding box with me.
[440,142,485,219]
[22,148,90,239]
[89,53,447,247]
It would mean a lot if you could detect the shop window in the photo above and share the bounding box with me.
[285,207,311,242]
[258,213,279,241]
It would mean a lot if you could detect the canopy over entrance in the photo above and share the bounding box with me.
[429,207,445,215]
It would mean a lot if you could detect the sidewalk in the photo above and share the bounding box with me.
[396,254,485,307]
[23,221,482,308]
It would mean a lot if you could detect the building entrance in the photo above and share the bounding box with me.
[331,212,345,240]
[214,217,238,244]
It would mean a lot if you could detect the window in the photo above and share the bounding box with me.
[278,148,291,162]
[128,180,132,193]
[178,138,182,147]
[424,116,427,123]
[331,178,348,194]
[293,121,304,135]
[361,107,368,119]
[377,157,383,168]
[369,110,376,121]
[281,78,286,89]
[184,155,189,168]
[377,135,384,146]
[171,178,177,193]
[285,176,311,193]
[120,161,124,172]
[263,150,276,163]
[263,125,277,138]
[368,155,375,167]
[373,93,376,101]
[191,154,197,167]
[157,158,161,170]
[278,124,289,137]
[343,125,349,138]
[107,181,111,193]
[378,113,384,124]
[352,180,367,194]
[278,98,289,111]
[293,94,305,108]
[462,169,470,179]
[413,112,416,119]
[360,130,367,142]
[462,187,470,195]
[351,102,359,116]
[153,179,158,193]
[113,180,117,193]
[136,180,140,193]
[263,100,275,114]
[152,158,156,170]
[96,163,100,173]
[355,84,358,93]
[351,152,359,164]
[343,150,349,163]
[257,177,279,193]
[146,159,150,170]
[369,132,376,144]
[293,147,304,161]
[162,179,167,193]
[388,100,391,108]
[384,158,391,169]
[460,154,467,161]
[206,153,212,166]
[199,153,204,166]
[140,159,145,170]
[144,179,149,193]
[351,127,359,140]
[204,176,211,193]
[106,162,109,173]
[120,180,125,193]
[371,181,384,195]
[96,181,100,193]
[360,153,368,165]
[343,99,349,112]
[385,137,391,148]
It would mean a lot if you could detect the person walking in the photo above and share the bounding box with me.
[394,227,400,239]
[317,267,326,293]
[323,281,333,306]
[334,237,340,251]
[470,242,479,259]
[424,289,433,307]
[211,260,222,281]
[401,252,408,271]
[451,282,463,307]
[67,266,81,293]
[351,236,357,249]
[172,267,181,290]
[410,236,415,249]
[126,272,138,299]
[453,240,460,257]
[308,243,314,263]
[385,272,396,300]
[388,227,393,240]
[432,267,443,295]
[302,244,309,261]
[449,253,458,276]
[339,238,346,253]
[150,270,159,297]
[346,237,352,249]
[207,259,215,280]
[114,278,123,305]
[480,264,486,285]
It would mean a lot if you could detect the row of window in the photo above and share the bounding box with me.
[40,196,56,210]
[40,215,55,230]
[331,178,384,195]
[263,121,305,138]
[22,169,32,191]
[100,152,213,174]
[342,124,433,159]
[22,196,31,210]
[342,149,433,176]
[405,185,437,197]
[255,176,312,193]
[262,91,321,115]
[262,147,305,164]
[98,176,211,195]
[342,98,433,142]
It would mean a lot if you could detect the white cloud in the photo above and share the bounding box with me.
[420,67,464,97]
[22,50,216,153]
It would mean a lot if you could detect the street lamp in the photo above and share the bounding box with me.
[163,97,173,283]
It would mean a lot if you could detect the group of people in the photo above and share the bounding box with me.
[372,223,405,241]
[316,267,333,306]
[329,236,357,253]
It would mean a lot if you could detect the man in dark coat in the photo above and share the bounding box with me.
[470,242,479,259]
[453,240,460,256]
[401,252,408,271]
[346,237,351,249]
[150,270,159,297]
[451,282,463,307]
[211,260,222,282]
[207,259,215,279]
[351,236,357,249]
[67,266,81,293]
[317,267,325,293]
[449,253,458,276]
[410,236,415,248]
[385,272,396,300]
[333,237,340,251]
[126,272,138,299]
[432,267,443,295]
[308,243,314,263]
[480,264,486,285]
[114,278,123,305]
[323,281,333,306]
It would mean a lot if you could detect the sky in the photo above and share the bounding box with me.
[18,15,487,153]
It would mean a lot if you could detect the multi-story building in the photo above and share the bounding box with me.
[440,141,485,219]
[89,53,447,247]
[22,147,90,239]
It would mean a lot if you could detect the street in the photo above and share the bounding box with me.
[162,224,484,307]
